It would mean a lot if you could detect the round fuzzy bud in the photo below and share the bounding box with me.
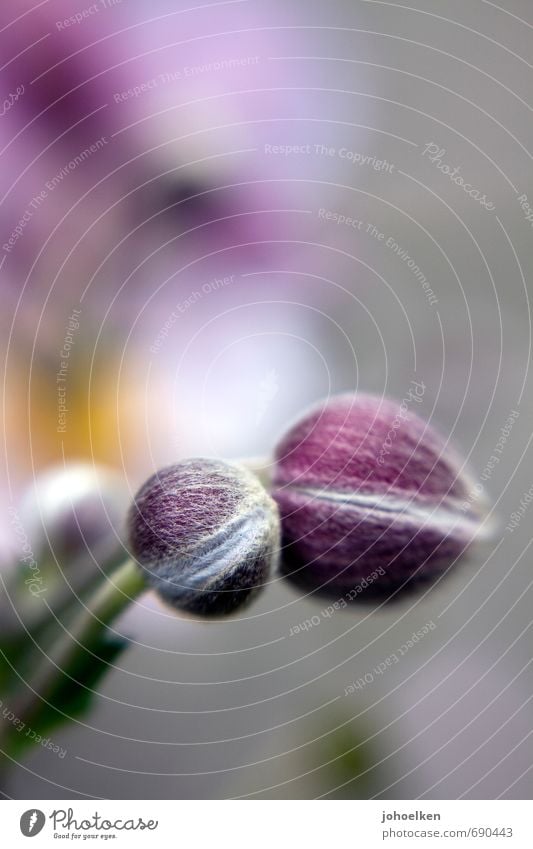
[128,459,280,616]
[272,393,486,601]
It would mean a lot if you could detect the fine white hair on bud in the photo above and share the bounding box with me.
[272,393,489,601]
[128,458,280,616]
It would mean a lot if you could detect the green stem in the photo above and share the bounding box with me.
[49,557,146,664]
[3,545,128,644]
[0,558,145,756]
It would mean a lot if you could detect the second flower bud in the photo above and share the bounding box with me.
[128,458,280,616]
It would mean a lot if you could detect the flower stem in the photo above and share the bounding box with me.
[3,545,129,643]
[0,558,145,759]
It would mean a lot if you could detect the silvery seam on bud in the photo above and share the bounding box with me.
[128,458,280,616]
[272,392,491,601]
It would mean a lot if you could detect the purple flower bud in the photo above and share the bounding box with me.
[272,394,486,600]
[128,459,280,616]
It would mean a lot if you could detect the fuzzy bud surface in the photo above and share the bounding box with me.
[272,393,484,599]
[129,458,280,615]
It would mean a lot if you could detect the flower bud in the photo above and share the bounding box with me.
[128,458,280,616]
[20,464,128,573]
[0,464,129,637]
[272,393,486,600]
